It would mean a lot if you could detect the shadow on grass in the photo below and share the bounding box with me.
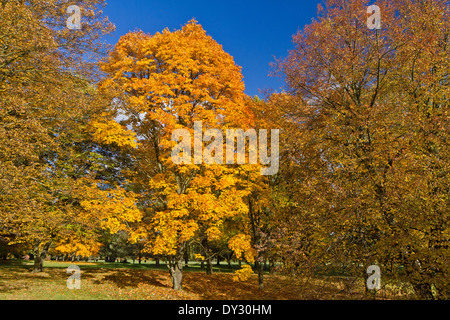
[91,269,169,289]
[0,259,29,268]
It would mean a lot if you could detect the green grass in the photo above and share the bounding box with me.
[0,258,264,275]
[0,259,243,272]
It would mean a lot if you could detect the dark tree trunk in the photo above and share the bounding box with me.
[226,254,232,268]
[248,198,265,290]
[184,247,189,267]
[256,260,264,290]
[202,238,213,275]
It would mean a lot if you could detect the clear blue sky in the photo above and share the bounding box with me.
[102,0,321,97]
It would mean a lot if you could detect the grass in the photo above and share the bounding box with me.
[0,260,415,300]
[1,259,243,272]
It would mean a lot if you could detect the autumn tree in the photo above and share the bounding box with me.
[100,20,261,290]
[274,0,449,299]
[0,0,142,271]
[227,96,282,289]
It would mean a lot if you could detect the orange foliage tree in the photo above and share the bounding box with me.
[272,0,449,299]
[99,20,267,290]
[0,0,142,271]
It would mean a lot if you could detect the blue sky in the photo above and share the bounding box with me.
[101,0,321,97]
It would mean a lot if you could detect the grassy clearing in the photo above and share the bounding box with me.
[0,260,414,300]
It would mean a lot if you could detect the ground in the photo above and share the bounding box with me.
[0,260,414,300]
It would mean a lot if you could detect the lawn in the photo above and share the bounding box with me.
[0,260,414,300]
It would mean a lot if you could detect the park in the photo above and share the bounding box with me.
[0,0,448,301]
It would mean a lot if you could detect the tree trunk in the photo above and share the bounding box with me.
[202,238,213,275]
[206,257,213,275]
[256,260,264,290]
[32,241,51,273]
[168,257,183,290]
[184,247,189,267]
[33,254,44,273]
[226,254,232,268]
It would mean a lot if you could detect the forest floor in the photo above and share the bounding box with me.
[0,260,415,300]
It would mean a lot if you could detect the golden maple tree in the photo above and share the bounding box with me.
[100,20,261,290]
